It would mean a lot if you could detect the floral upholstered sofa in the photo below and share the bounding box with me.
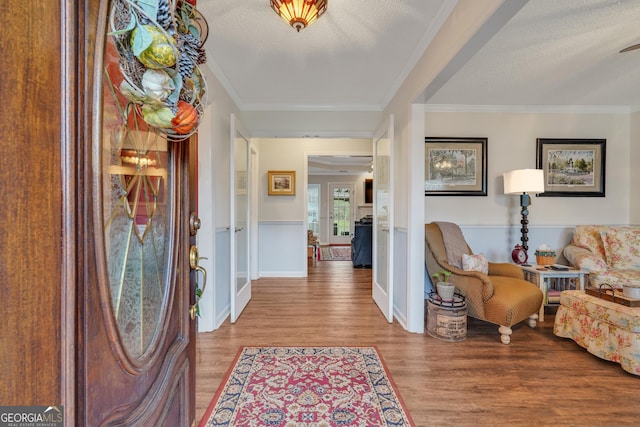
[554,290,640,376]
[557,225,640,376]
[563,225,640,288]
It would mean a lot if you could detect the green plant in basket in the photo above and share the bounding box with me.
[431,270,452,283]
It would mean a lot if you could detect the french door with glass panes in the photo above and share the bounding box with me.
[328,183,354,245]
[230,114,251,322]
[307,184,320,236]
[372,115,394,322]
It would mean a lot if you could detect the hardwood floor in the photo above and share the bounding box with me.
[196,260,639,426]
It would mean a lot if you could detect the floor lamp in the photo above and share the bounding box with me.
[503,169,545,264]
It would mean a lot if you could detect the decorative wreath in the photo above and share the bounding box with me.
[108,0,208,141]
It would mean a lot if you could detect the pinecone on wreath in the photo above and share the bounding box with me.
[139,0,173,30]
[177,33,201,79]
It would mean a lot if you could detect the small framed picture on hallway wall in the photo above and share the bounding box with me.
[268,170,296,196]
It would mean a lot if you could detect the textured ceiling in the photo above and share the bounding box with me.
[198,0,451,110]
[428,0,640,108]
[197,0,640,137]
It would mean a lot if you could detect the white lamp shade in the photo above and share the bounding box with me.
[503,169,545,194]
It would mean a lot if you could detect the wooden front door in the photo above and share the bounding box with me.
[76,1,199,425]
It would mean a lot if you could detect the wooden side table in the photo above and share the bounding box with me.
[520,265,589,322]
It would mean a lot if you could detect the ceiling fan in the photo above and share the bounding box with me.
[620,43,640,53]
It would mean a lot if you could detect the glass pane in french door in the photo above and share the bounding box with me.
[307,184,320,235]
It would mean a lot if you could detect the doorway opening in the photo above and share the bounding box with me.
[306,154,373,268]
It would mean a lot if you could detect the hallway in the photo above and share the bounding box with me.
[195,260,640,426]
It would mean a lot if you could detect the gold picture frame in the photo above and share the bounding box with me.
[268,170,296,196]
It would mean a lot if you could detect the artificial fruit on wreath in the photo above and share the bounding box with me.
[131,24,177,69]
[171,101,198,134]
[140,103,175,129]
[141,69,174,101]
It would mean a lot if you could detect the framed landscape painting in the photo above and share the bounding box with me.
[267,170,296,196]
[424,137,487,196]
[536,138,606,197]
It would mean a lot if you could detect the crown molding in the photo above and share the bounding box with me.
[424,104,634,114]
[249,130,375,139]
[241,103,384,112]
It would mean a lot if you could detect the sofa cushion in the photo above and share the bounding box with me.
[572,225,607,259]
[601,227,640,269]
[563,245,608,272]
[462,253,488,274]
[589,269,640,288]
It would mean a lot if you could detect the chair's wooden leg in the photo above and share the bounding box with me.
[498,325,512,344]
[528,313,538,328]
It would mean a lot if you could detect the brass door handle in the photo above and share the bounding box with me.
[189,245,208,320]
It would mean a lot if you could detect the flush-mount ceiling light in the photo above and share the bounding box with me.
[270,0,328,32]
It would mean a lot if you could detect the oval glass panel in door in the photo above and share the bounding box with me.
[100,36,174,359]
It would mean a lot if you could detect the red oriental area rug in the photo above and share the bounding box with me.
[199,347,414,427]
[318,246,352,261]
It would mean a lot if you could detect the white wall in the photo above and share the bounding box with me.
[196,67,241,331]
[424,110,631,224]
[255,138,372,276]
[631,111,640,225]
[258,221,307,277]
[256,139,373,219]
